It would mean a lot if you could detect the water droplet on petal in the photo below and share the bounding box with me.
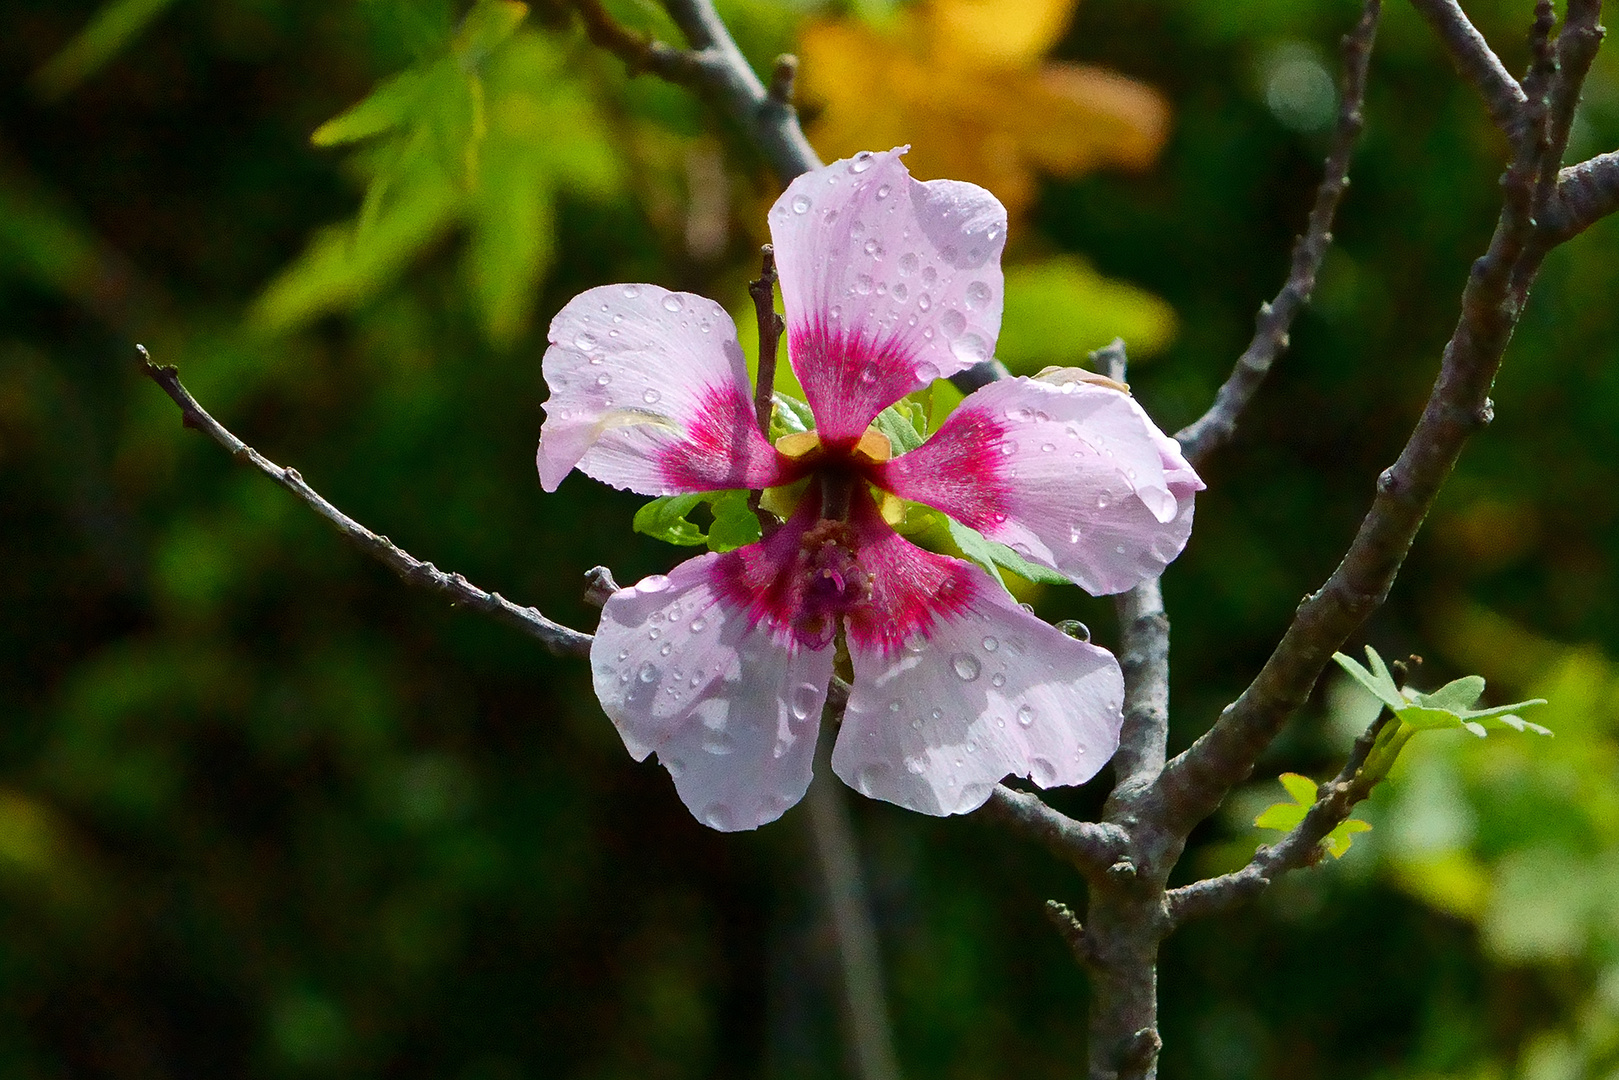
[849,151,874,173]
[888,699,902,713]
[638,662,658,683]
[915,361,939,383]
[951,331,990,364]
[638,575,671,593]
[916,293,932,312]
[858,361,879,385]
[703,803,734,829]
[1041,442,1055,453]
[921,265,938,286]
[940,309,967,338]
[876,183,891,199]
[951,653,982,681]
[622,284,641,299]
[1068,524,1083,544]
[909,717,923,730]
[647,628,661,641]
[1017,704,1035,727]
[643,388,662,405]
[891,282,909,302]
[661,295,683,313]
[898,252,918,276]
[1029,756,1059,787]
[575,331,598,350]
[659,642,672,657]
[965,281,993,310]
[596,374,611,387]
[905,756,927,775]
[982,636,999,652]
[790,683,821,722]
[689,616,707,633]
[1096,494,1112,509]
[854,763,890,796]
[1116,544,1128,555]
[991,673,1006,688]
[864,238,883,258]
[791,195,811,214]
[854,274,873,295]
[930,707,944,721]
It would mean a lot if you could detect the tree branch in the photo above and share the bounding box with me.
[1175,0,1381,467]
[1542,149,1619,241]
[1406,0,1530,136]
[975,785,1131,885]
[1534,0,1606,210]
[138,346,593,658]
[572,0,706,83]
[1165,711,1392,925]
[749,243,785,434]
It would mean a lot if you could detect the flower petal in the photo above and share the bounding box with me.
[832,560,1123,816]
[876,376,1203,595]
[591,551,835,832]
[538,283,789,494]
[768,148,1008,443]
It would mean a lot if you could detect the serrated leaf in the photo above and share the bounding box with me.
[633,494,707,547]
[453,0,528,69]
[1323,819,1372,858]
[706,491,762,553]
[1421,675,1486,713]
[1278,771,1318,805]
[1254,801,1308,832]
[1333,647,1406,711]
[312,69,430,146]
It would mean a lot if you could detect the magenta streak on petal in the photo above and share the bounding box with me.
[655,383,798,491]
[709,490,838,649]
[842,487,978,658]
[791,317,921,446]
[874,403,1015,530]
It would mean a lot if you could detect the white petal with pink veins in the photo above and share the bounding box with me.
[767,149,1008,443]
[832,564,1123,816]
[591,555,835,831]
[878,377,1203,595]
[538,283,785,494]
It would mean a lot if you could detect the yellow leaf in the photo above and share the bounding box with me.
[929,0,1076,68]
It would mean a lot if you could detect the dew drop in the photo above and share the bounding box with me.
[858,361,879,385]
[643,388,662,405]
[910,717,923,730]
[1041,442,1055,453]
[790,683,821,722]
[891,282,909,302]
[854,763,889,796]
[916,293,932,312]
[575,331,598,350]
[950,653,982,681]
[622,284,641,298]
[888,699,902,713]
[991,673,1007,688]
[647,628,661,642]
[863,238,883,258]
[951,331,990,364]
[638,575,671,593]
[903,633,927,655]
[1017,704,1036,727]
[876,183,891,199]
[999,440,1016,456]
[898,252,919,276]
[1116,544,1128,555]
[638,662,659,684]
[791,194,811,214]
[1096,494,1112,510]
[1068,524,1083,544]
[659,642,672,657]
[915,361,939,383]
[1029,756,1059,787]
[596,374,611,387]
[850,151,874,173]
[930,707,944,721]
[829,305,843,322]
[854,274,874,295]
[905,756,927,775]
[772,739,789,760]
[940,309,967,338]
[982,635,999,652]
[702,803,734,829]
[965,281,993,309]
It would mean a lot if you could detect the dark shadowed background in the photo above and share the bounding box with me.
[3,0,1618,1076]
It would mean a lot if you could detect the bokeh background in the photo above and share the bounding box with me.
[3,0,1619,1076]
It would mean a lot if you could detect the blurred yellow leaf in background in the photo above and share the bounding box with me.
[798,0,1169,218]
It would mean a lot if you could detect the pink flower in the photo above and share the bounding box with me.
[538,148,1202,831]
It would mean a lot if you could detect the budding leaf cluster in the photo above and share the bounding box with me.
[1334,646,1551,738]
[1255,773,1371,859]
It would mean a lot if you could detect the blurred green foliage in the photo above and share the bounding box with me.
[2,0,1619,1077]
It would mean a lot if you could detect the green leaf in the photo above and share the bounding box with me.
[706,491,762,553]
[983,541,1072,586]
[33,0,179,100]
[872,400,925,454]
[632,494,707,547]
[943,518,1009,590]
[312,69,430,147]
[1254,771,1371,859]
[770,393,814,440]
[452,0,529,70]
[1334,645,1552,740]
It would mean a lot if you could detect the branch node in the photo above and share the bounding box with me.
[1043,900,1096,967]
[766,53,798,107]
[584,565,622,608]
[1107,859,1138,883]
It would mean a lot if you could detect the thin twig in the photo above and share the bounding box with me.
[749,244,785,434]
[1406,0,1530,135]
[572,0,705,82]
[1165,711,1393,925]
[138,346,593,658]
[1534,0,1607,210]
[1176,0,1381,467]
[974,785,1131,885]
[806,734,905,1080]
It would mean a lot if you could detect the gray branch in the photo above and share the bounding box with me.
[1543,149,1619,242]
[138,347,593,659]
[974,785,1131,886]
[1165,711,1392,925]
[1176,0,1381,467]
[1406,0,1530,134]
